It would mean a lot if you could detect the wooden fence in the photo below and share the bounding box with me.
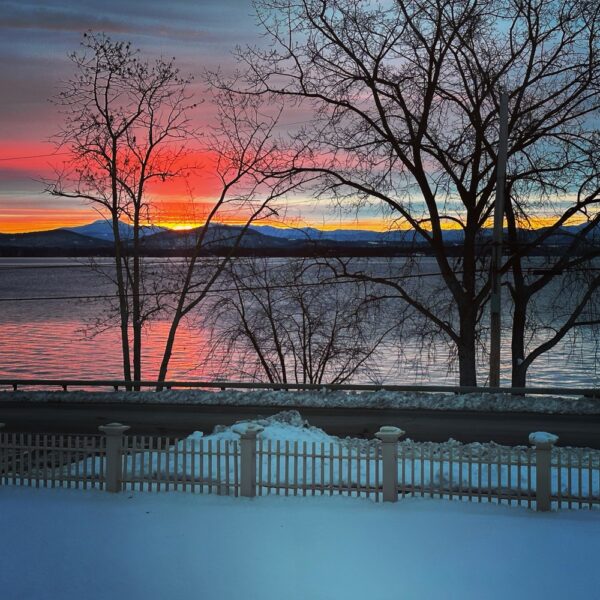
[1,423,599,511]
[0,432,105,490]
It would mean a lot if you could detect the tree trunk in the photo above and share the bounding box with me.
[156,312,181,390]
[511,361,527,388]
[457,341,477,387]
[111,217,131,387]
[511,296,528,388]
[457,306,478,387]
[132,210,142,390]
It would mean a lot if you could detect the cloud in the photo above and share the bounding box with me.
[0,1,354,232]
[1,5,132,34]
[0,2,255,44]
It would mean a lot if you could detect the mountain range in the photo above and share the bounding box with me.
[0,219,598,257]
[65,220,165,241]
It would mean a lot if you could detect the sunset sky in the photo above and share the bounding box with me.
[0,0,392,234]
[1,2,588,235]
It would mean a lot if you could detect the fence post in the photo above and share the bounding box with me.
[99,423,130,493]
[238,424,263,498]
[375,426,405,502]
[529,431,558,512]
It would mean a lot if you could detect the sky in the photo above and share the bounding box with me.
[0,0,387,233]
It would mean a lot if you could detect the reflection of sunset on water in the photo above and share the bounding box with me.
[1,259,599,388]
[0,318,217,382]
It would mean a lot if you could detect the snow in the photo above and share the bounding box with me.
[195,414,599,497]
[191,410,335,444]
[1,486,599,600]
[71,411,600,500]
[3,387,600,415]
[529,432,560,446]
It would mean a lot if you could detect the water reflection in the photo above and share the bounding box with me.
[0,258,598,387]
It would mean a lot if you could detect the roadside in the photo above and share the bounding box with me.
[2,392,600,447]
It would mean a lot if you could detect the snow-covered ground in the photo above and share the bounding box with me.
[3,388,600,415]
[1,486,599,600]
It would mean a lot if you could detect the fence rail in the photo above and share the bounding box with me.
[0,378,598,397]
[1,423,598,511]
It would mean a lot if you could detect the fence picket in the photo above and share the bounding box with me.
[234,441,239,497]
[319,442,325,496]
[293,441,299,497]
[200,438,205,495]
[225,441,231,496]
[302,441,307,497]
[0,429,598,512]
[284,441,290,497]
[266,439,272,496]
[276,440,281,496]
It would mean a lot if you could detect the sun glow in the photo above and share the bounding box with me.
[167,223,197,231]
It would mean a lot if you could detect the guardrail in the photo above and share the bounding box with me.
[0,378,598,396]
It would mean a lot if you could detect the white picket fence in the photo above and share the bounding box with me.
[1,423,599,511]
[0,432,105,489]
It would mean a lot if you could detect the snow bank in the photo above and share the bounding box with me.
[3,388,600,415]
[193,410,335,445]
[74,411,598,498]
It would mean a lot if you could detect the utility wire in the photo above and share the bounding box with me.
[0,151,69,161]
[0,270,461,303]
[2,262,600,272]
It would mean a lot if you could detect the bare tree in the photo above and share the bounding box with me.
[153,91,298,386]
[204,257,395,384]
[47,32,197,385]
[47,33,301,387]
[505,165,600,386]
[223,0,600,386]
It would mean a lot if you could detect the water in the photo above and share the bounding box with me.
[0,257,598,387]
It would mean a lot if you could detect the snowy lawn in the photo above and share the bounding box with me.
[1,487,599,600]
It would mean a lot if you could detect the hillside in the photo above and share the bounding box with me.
[0,220,597,257]
[0,229,113,256]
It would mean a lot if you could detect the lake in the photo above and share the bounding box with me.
[0,257,598,387]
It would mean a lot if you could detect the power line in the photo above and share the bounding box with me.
[3,258,600,274]
[3,261,599,302]
[0,271,459,303]
[0,261,180,271]
[0,151,70,161]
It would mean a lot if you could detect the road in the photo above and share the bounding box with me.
[1,400,599,447]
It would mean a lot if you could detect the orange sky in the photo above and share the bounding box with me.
[1,137,588,234]
[0,140,397,233]
[1,3,596,238]
[0,140,584,235]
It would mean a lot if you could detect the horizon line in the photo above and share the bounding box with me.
[0,216,585,236]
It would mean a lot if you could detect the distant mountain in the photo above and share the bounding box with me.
[64,220,165,241]
[1,220,598,257]
[141,224,293,251]
[0,229,113,256]
[249,225,459,244]
[249,225,424,243]
[0,229,112,249]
